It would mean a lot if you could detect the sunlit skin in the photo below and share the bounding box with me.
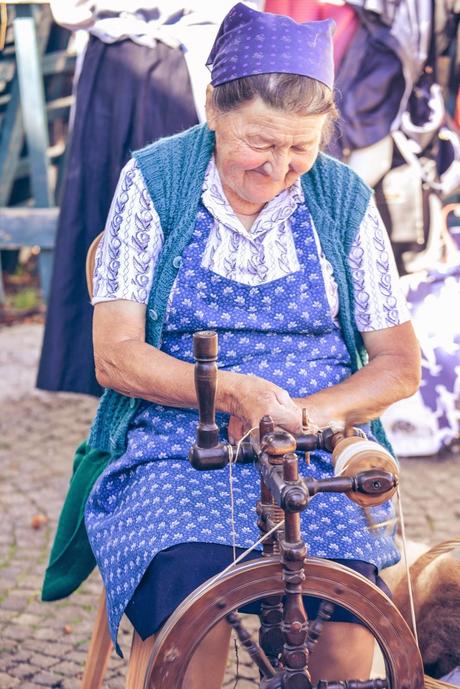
[206,91,327,227]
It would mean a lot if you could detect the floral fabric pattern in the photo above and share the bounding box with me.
[93,160,161,304]
[93,157,410,332]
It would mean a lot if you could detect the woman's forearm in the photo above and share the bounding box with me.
[94,337,303,434]
[92,302,302,433]
[94,339,237,412]
[295,322,421,428]
[295,350,421,428]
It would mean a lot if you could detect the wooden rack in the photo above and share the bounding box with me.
[0,1,75,302]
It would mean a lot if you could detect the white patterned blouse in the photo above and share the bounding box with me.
[92,157,410,332]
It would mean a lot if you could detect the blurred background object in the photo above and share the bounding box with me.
[0,1,75,317]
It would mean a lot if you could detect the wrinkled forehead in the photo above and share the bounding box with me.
[219,99,327,143]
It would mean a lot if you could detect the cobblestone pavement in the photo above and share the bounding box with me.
[1,323,459,689]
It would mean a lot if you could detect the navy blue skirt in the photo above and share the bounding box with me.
[125,543,392,640]
[37,36,198,396]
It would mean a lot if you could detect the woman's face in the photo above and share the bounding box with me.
[206,94,327,213]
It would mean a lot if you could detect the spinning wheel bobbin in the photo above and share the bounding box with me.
[332,436,399,507]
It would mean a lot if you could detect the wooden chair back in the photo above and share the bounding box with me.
[85,232,104,300]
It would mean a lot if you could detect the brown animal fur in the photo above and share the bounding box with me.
[382,541,460,679]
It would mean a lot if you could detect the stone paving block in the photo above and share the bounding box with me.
[0,672,20,688]
[49,661,82,678]
[0,639,17,653]
[31,670,64,687]
[4,649,31,664]
[59,678,81,689]
[105,677,125,689]
[0,659,11,674]
[24,602,52,616]
[21,640,49,653]
[21,576,50,589]
[12,613,44,627]
[51,604,90,620]
[40,643,76,659]
[68,621,94,636]
[0,570,26,585]
[0,610,15,623]
[31,627,62,642]
[8,663,42,680]
[28,655,60,670]
[62,651,87,666]
[3,624,30,641]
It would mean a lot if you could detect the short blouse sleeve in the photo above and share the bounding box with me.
[349,197,411,332]
[92,158,164,305]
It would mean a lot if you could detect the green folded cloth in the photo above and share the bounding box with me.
[41,441,111,601]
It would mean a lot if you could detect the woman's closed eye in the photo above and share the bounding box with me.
[250,142,312,154]
[251,143,273,151]
[292,145,311,153]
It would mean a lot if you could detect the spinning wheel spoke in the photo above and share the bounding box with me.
[306,600,335,653]
[259,595,284,669]
[226,610,277,679]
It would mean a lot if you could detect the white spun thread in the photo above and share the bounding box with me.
[397,487,419,647]
[334,439,397,477]
[228,426,259,563]
[199,518,286,599]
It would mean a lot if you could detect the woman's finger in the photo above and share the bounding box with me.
[228,415,245,444]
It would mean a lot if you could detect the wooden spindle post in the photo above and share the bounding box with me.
[189,331,231,470]
[279,452,311,689]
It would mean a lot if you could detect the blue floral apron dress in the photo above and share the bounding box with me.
[85,201,399,648]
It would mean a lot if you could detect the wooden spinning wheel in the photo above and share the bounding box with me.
[145,558,423,688]
[142,331,424,689]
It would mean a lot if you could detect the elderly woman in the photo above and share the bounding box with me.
[43,4,420,687]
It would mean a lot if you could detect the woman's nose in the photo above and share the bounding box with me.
[262,152,291,181]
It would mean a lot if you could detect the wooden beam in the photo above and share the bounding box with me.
[0,78,24,206]
[42,49,76,75]
[0,50,76,82]
[14,142,65,180]
[0,207,58,249]
[14,8,54,207]
[0,5,52,207]
[46,94,73,119]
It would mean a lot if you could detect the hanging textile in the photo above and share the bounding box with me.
[264,0,360,70]
[381,259,460,456]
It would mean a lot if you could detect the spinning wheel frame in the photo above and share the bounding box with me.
[142,331,424,688]
[144,556,424,689]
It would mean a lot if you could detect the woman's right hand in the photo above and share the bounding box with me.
[220,372,303,440]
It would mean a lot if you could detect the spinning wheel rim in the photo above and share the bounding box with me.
[144,556,424,689]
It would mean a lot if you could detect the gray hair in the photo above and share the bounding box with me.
[211,73,338,143]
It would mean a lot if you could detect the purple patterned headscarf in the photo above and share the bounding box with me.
[206,3,335,90]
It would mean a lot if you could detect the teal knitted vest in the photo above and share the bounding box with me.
[88,123,391,454]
